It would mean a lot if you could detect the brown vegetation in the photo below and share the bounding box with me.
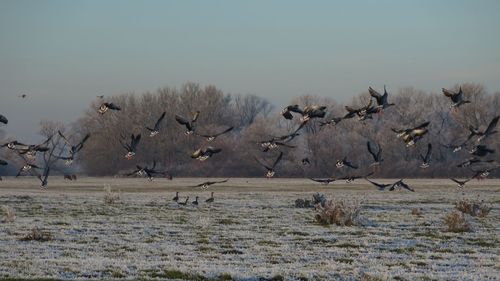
[443,211,471,232]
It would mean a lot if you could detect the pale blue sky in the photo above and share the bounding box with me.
[1,0,500,141]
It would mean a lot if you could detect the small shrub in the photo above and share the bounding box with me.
[443,211,471,233]
[411,207,423,217]
[295,198,312,208]
[103,184,120,204]
[315,199,362,226]
[1,205,16,223]
[455,198,491,217]
[20,226,52,241]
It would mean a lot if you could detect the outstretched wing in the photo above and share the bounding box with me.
[154,112,166,129]
[485,116,499,135]
[272,152,284,169]
[254,156,272,170]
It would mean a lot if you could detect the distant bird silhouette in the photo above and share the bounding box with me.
[309,178,335,185]
[364,178,391,190]
[450,178,471,188]
[178,197,189,206]
[457,158,494,168]
[196,126,233,142]
[368,85,395,111]
[37,167,51,188]
[146,111,166,137]
[340,172,373,183]
[175,111,200,135]
[319,117,343,127]
[468,116,499,143]
[172,192,179,202]
[469,145,495,157]
[0,159,8,166]
[98,102,121,114]
[442,87,470,109]
[390,179,414,192]
[121,134,141,160]
[367,141,383,166]
[419,143,432,169]
[0,114,8,125]
[57,131,90,165]
[301,158,311,166]
[191,146,222,161]
[471,166,500,180]
[192,196,199,206]
[255,152,283,178]
[392,121,430,147]
[18,93,27,98]
[336,157,358,169]
[193,179,228,189]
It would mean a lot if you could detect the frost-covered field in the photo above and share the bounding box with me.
[0,177,499,281]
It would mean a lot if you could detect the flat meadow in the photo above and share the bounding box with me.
[0,177,498,281]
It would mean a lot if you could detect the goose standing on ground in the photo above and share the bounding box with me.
[0,114,7,125]
[367,141,383,166]
[442,87,470,109]
[191,146,222,161]
[172,192,179,202]
[178,197,189,206]
[193,179,229,189]
[390,179,415,192]
[450,178,471,188]
[205,192,214,203]
[196,126,233,142]
[121,134,141,160]
[309,178,335,185]
[364,178,392,190]
[192,196,199,206]
[468,116,499,143]
[336,157,358,169]
[419,143,432,169]
[254,152,283,178]
[98,102,121,114]
[368,86,395,112]
[146,111,166,137]
[175,111,200,135]
[57,131,90,165]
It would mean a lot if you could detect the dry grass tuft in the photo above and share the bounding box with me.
[443,211,471,233]
[103,184,120,204]
[455,198,491,218]
[1,205,16,223]
[411,207,423,217]
[315,199,362,226]
[20,226,52,241]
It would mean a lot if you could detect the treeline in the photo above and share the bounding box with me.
[66,82,500,179]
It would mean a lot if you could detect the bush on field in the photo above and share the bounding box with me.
[315,199,362,226]
[1,205,16,223]
[103,184,120,204]
[20,227,52,242]
[455,198,491,217]
[443,211,471,233]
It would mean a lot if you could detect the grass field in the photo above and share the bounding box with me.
[0,177,499,280]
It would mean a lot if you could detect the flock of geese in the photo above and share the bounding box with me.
[1,86,499,204]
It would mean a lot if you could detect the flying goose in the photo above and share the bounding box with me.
[344,99,374,121]
[57,131,90,165]
[450,178,471,188]
[392,121,430,147]
[309,178,335,185]
[0,159,8,166]
[419,143,432,169]
[441,141,468,153]
[191,146,222,161]
[37,166,50,188]
[205,192,214,203]
[12,136,53,159]
[196,126,234,142]
[442,87,470,108]
[364,178,392,190]
[18,93,27,98]
[98,102,121,114]
[0,114,7,125]
[340,172,373,183]
[193,179,229,189]
[121,134,141,160]
[146,111,166,137]
[192,196,199,206]
[254,152,283,178]
[172,192,179,202]
[319,117,343,127]
[281,105,327,123]
[301,158,311,166]
[389,179,415,192]
[126,161,164,181]
[336,157,358,169]
[367,141,383,166]
[368,86,395,111]
[178,197,189,206]
[471,166,500,180]
[468,116,499,143]
[469,145,495,157]
[175,111,200,135]
[281,105,303,120]
[15,158,41,177]
[457,158,494,168]
[96,95,104,99]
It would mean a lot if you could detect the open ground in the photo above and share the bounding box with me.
[0,178,499,281]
